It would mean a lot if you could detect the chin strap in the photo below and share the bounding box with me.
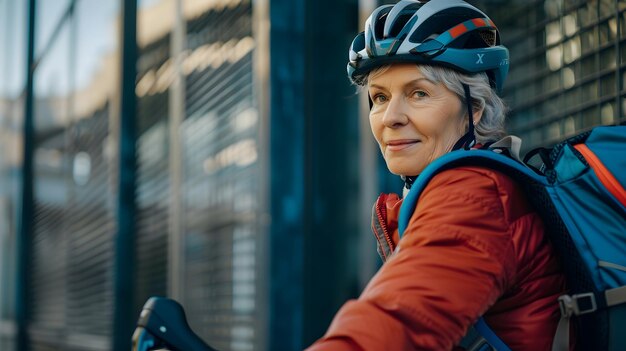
[402,175,417,192]
[452,83,476,151]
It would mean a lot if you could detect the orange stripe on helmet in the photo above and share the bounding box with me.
[471,18,487,27]
[449,23,468,38]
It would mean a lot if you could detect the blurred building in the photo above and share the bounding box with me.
[0,0,623,351]
[1,0,361,350]
[479,0,626,149]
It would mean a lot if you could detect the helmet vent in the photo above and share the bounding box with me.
[375,12,388,40]
[389,13,414,38]
[479,29,496,46]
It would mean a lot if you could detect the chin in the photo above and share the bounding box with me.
[386,161,424,177]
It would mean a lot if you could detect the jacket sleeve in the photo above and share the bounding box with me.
[306,168,518,351]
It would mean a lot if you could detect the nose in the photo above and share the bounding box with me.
[382,96,409,128]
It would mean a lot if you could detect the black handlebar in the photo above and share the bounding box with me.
[132,297,218,351]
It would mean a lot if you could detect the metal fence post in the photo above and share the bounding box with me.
[113,0,138,349]
[16,0,36,349]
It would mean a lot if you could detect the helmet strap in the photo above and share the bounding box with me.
[452,83,476,150]
[402,175,417,191]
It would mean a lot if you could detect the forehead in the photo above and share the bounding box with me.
[368,63,431,87]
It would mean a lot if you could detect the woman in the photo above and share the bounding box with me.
[307,1,568,350]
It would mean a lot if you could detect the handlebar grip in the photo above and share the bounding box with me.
[136,297,218,351]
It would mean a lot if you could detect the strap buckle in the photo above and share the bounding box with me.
[558,293,597,317]
[467,337,494,351]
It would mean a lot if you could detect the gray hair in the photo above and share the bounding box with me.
[364,65,508,144]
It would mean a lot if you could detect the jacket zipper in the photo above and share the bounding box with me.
[371,222,389,261]
[574,143,626,208]
[375,197,395,255]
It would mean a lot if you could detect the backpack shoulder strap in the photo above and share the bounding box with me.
[398,149,547,238]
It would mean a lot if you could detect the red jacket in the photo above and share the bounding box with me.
[307,166,568,350]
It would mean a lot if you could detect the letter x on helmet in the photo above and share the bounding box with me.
[347,0,509,94]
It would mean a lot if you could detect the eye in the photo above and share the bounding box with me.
[372,93,388,104]
[412,90,428,98]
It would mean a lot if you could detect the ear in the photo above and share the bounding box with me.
[472,106,484,126]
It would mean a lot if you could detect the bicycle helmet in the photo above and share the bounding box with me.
[347,0,509,93]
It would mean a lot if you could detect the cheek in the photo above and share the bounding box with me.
[410,114,441,140]
[414,111,464,150]
[369,114,384,144]
[432,106,465,138]
[438,117,466,150]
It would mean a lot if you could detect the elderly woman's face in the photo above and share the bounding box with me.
[368,64,467,176]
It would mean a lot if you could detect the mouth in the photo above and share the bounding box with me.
[385,139,420,151]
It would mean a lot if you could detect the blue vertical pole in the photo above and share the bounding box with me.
[269,0,307,349]
[16,0,36,349]
[113,0,138,349]
[269,0,360,349]
[300,0,360,346]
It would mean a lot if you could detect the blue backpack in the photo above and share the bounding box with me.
[398,125,626,351]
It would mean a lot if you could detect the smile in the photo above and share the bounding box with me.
[386,140,420,151]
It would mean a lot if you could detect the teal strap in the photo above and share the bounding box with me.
[459,322,490,351]
[458,318,511,351]
[607,286,626,351]
[609,303,626,351]
[473,318,511,351]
